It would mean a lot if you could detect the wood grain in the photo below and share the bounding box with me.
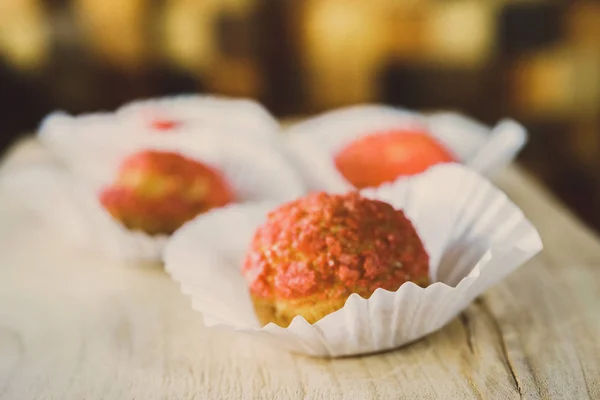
[0,138,599,400]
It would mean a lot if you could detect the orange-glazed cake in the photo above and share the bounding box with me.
[242,192,429,327]
[335,130,456,189]
[100,150,234,235]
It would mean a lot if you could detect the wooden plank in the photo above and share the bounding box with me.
[0,138,598,399]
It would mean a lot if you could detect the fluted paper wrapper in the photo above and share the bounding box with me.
[1,162,168,261]
[37,95,281,186]
[164,164,542,357]
[285,105,528,191]
[117,95,280,139]
[1,139,306,262]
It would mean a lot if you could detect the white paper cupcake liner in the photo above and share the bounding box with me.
[164,163,542,357]
[284,104,527,191]
[37,111,128,186]
[117,94,280,139]
[0,161,165,261]
[1,138,306,262]
[37,95,282,186]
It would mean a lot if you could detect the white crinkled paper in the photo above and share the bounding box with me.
[1,136,306,262]
[117,95,280,139]
[37,95,282,186]
[164,164,542,357]
[1,161,168,261]
[285,104,528,192]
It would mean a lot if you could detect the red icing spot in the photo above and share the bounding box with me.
[150,119,179,131]
[335,129,456,189]
[242,192,429,302]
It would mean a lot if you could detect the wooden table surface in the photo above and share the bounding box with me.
[0,138,599,400]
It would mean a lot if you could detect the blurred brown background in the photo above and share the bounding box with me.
[0,0,599,230]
